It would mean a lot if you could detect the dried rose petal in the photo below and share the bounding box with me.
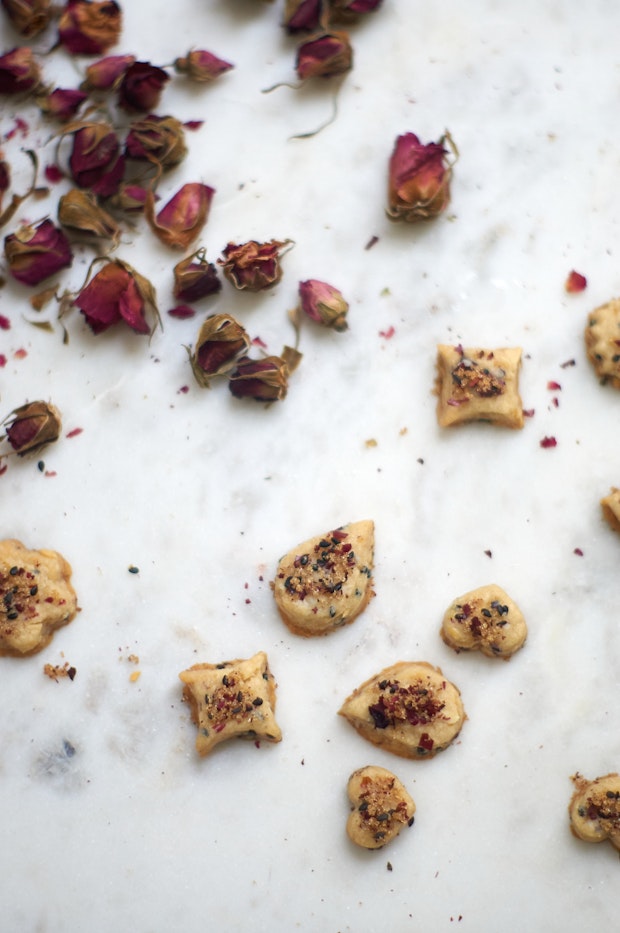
[540,436,557,449]
[4,219,73,285]
[219,239,290,291]
[189,313,250,387]
[1,0,52,36]
[4,401,61,456]
[168,304,195,319]
[37,87,88,122]
[173,248,221,302]
[58,187,119,240]
[44,164,64,184]
[57,0,122,56]
[565,270,587,293]
[173,49,233,82]
[74,259,159,335]
[117,61,170,113]
[68,122,125,198]
[282,0,322,33]
[125,114,187,171]
[295,31,353,80]
[228,355,289,402]
[81,53,134,91]
[145,182,214,250]
[298,278,348,331]
[387,132,455,222]
[0,46,42,95]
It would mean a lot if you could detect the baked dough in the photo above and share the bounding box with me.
[568,773,620,851]
[0,539,78,656]
[339,661,465,760]
[346,765,415,849]
[272,520,374,636]
[435,344,524,428]
[601,487,620,534]
[440,584,527,659]
[585,299,620,388]
[179,651,282,757]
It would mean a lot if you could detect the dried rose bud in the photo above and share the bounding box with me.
[117,61,170,113]
[228,355,289,403]
[37,87,88,122]
[173,49,233,82]
[4,219,73,286]
[58,188,119,241]
[3,400,61,456]
[282,0,322,33]
[189,313,250,387]
[295,31,353,80]
[145,182,214,250]
[74,258,159,335]
[0,46,42,95]
[125,114,187,171]
[57,0,122,56]
[81,53,135,91]
[387,132,455,222]
[219,239,291,291]
[107,182,151,213]
[299,278,348,331]
[332,0,383,17]
[173,248,221,302]
[68,122,125,198]
[1,0,52,36]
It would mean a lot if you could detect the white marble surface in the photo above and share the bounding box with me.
[1,1,620,930]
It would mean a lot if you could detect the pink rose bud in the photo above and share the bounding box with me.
[125,114,187,172]
[299,278,349,331]
[74,259,159,335]
[219,239,291,291]
[57,0,122,56]
[173,49,233,82]
[189,313,251,387]
[0,47,42,95]
[228,355,289,403]
[145,182,214,250]
[107,182,152,213]
[387,131,455,222]
[173,248,221,302]
[37,87,88,122]
[3,400,61,456]
[1,0,52,37]
[81,53,135,91]
[282,0,322,33]
[117,61,170,113]
[295,31,353,80]
[4,219,73,286]
[68,122,125,198]
[58,187,120,241]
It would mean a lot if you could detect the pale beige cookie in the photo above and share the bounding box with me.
[346,765,415,849]
[440,584,527,659]
[601,487,620,534]
[179,651,282,757]
[435,344,524,428]
[585,299,620,388]
[339,661,465,760]
[0,538,78,656]
[568,773,620,851]
[272,520,374,637]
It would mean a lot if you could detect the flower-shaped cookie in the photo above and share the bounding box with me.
[568,773,620,852]
[435,344,524,428]
[0,539,78,656]
[179,651,282,757]
[601,487,620,534]
[440,584,527,659]
[585,299,620,388]
[346,765,415,849]
[339,661,465,760]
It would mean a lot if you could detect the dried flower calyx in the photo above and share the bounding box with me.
[73,257,159,335]
[298,278,348,330]
[188,313,250,387]
[4,219,73,286]
[219,239,292,291]
[2,401,61,456]
[58,187,120,241]
[387,131,457,223]
[173,248,221,303]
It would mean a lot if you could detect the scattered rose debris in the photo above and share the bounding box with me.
[484,549,492,558]
[365,438,378,447]
[573,547,584,556]
[523,408,535,418]
[560,358,576,368]
[44,164,64,184]
[565,270,587,293]
[379,325,395,339]
[540,436,557,448]
[66,427,83,438]
[387,862,393,871]
[0,314,10,329]
[128,565,139,574]
[365,235,379,250]
[547,381,561,391]
[168,305,196,319]
[44,662,77,682]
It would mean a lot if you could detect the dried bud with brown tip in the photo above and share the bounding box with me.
[58,188,120,241]
[145,182,214,250]
[1,0,52,37]
[3,401,61,456]
[4,219,73,286]
[173,248,221,302]
[295,31,353,80]
[298,278,348,331]
[125,114,187,172]
[107,183,152,214]
[332,0,383,19]
[219,239,291,291]
[228,355,289,403]
[282,0,322,33]
[81,53,135,91]
[387,132,456,223]
[57,0,122,56]
[36,87,88,122]
[0,46,42,95]
[188,313,250,387]
[173,49,233,82]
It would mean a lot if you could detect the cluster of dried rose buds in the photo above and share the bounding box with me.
[1,400,61,456]
[387,131,458,223]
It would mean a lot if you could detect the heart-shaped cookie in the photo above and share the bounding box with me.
[346,765,415,849]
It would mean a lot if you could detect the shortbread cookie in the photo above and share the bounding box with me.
[601,487,620,534]
[346,765,415,849]
[179,651,282,757]
[272,520,374,636]
[339,661,465,760]
[568,773,620,851]
[585,299,620,388]
[435,344,524,428]
[440,584,527,659]
[0,539,78,656]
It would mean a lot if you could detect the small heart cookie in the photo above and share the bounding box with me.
[568,772,620,851]
[346,765,415,849]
